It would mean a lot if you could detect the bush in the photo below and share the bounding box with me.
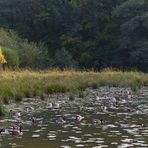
[23,89,32,98]
[15,93,23,102]
[78,91,84,98]
[2,88,14,100]
[45,84,68,94]
[2,47,19,69]
[91,82,98,89]
[0,28,49,69]
[69,93,75,101]
[40,93,45,100]
[3,97,9,104]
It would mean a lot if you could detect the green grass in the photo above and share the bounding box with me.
[0,105,5,116]
[0,70,147,101]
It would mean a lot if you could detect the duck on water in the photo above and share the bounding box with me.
[0,124,23,136]
[93,119,104,125]
[9,110,21,118]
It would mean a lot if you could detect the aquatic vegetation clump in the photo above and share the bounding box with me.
[0,104,5,116]
[78,91,84,98]
[3,97,9,104]
[15,93,23,102]
[45,84,68,94]
[0,70,147,101]
[69,93,75,101]
[91,82,98,89]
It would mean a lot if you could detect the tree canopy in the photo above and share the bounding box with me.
[0,0,147,71]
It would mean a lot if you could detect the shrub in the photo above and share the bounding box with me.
[69,93,75,101]
[3,97,9,104]
[15,93,23,102]
[2,47,19,69]
[91,82,98,89]
[40,93,45,100]
[78,91,84,98]
[24,89,32,98]
[45,84,68,94]
[77,83,87,91]
[0,28,49,69]
[2,88,14,100]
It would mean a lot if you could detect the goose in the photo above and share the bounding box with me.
[10,110,21,118]
[24,106,34,113]
[96,96,105,101]
[112,97,117,102]
[56,117,66,125]
[0,128,4,133]
[29,117,43,124]
[76,115,84,121]
[120,99,127,104]
[53,102,60,109]
[64,114,76,120]
[93,119,104,125]
[47,102,53,109]
[0,125,23,136]
[101,106,107,112]
[0,128,10,135]
[127,91,132,99]
[11,125,23,136]
[103,106,107,112]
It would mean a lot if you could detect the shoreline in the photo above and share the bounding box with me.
[0,70,147,104]
[1,86,148,117]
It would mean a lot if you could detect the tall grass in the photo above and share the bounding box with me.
[0,70,147,101]
[0,104,5,116]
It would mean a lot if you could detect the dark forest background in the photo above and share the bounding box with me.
[0,0,148,71]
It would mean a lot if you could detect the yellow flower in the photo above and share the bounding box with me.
[0,47,7,64]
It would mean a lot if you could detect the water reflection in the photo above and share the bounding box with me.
[0,87,148,148]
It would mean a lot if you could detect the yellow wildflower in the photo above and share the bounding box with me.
[0,47,7,64]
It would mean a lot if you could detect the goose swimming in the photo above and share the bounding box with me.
[0,124,23,136]
[56,117,66,125]
[93,119,104,125]
[10,110,21,118]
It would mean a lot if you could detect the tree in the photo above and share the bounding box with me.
[0,28,49,69]
[1,0,147,71]
[54,48,77,69]
[0,47,7,69]
[113,0,148,71]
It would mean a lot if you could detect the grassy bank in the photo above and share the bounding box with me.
[0,70,147,102]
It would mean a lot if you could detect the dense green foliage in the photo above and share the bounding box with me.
[0,29,49,69]
[2,47,19,69]
[0,0,147,71]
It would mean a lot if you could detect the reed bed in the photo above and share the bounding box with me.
[0,70,147,102]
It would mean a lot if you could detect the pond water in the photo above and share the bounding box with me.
[0,87,148,148]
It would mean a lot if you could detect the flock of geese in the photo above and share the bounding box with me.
[0,90,133,137]
[47,102,105,125]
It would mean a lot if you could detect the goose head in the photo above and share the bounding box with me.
[76,115,84,121]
